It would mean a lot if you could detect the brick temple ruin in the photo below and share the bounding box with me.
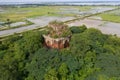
[43,21,71,49]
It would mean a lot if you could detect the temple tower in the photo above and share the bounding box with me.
[43,21,71,49]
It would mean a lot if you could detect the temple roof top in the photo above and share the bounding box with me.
[47,21,71,38]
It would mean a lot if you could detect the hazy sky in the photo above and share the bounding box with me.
[0,0,119,2]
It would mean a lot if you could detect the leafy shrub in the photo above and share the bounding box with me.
[70,25,87,34]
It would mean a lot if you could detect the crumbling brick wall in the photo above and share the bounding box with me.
[43,35,70,49]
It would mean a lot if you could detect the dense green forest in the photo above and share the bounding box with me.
[0,25,120,80]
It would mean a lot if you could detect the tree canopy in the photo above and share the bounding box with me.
[0,26,120,80]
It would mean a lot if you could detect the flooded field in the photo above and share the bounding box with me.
[10,22,26,27]
[27,16,75,26]
[0,7,5,13]
[58,7,115,17]
[68,18,120,36]
[0,6,116,22]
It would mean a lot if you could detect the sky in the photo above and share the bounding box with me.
[0,0,119,3]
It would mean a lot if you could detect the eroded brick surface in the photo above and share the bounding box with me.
[43,35,70,49]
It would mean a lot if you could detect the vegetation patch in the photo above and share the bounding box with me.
[0,6,98,22]
[0,19,33,31]
[47,21,72,38]
[0,26,120,80]
[97,9,120,23]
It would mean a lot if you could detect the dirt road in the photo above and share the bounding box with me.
[68,18,120,36]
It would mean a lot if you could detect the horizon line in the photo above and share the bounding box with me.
[0,1,120,3]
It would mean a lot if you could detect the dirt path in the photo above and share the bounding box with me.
[0,24,38,37]
[68,18,120,36]
[1,18,120,37]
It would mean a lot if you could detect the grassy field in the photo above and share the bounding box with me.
[97,8,120,23]
[0,6,95,22]
[0,6,58,22]
[0,6,117,23]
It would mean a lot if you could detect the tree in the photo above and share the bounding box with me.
[6,18,11,28]
[70,25,87,34]
[58,63,69,80]
[44,68,58,80]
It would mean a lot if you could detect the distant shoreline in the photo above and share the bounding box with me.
[0,1,120,6]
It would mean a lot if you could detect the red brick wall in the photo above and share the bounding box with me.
[43,35,70,49]
[44,39,69,49]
